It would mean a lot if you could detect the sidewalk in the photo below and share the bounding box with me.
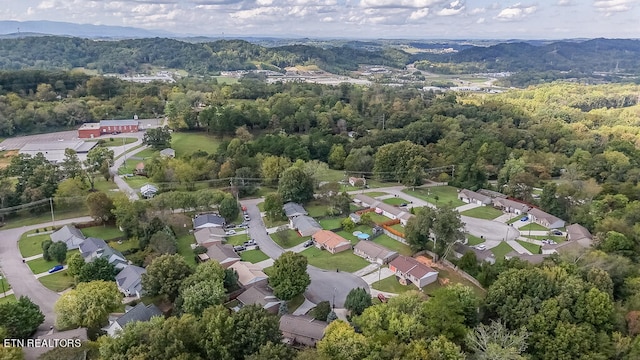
[0,290,14,298]
[34,266,67,279]
[24,254,44,261]
[455,203,481,212]
[254,258,274,269]
[505,240,531,255]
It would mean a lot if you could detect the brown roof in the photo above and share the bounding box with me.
[389,255,437,279]
[279,315,327,340]
[205,243,240,264]
[313,230,351,250]
[354,241,397,261]
[194,227,226,245]
[237,285,278,307]
[566,224,592,241]
[229,261,268,286]
[528,208,563,225]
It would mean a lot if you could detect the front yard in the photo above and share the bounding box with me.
[19,232,52,258]
[272,229,309,248]
[516,240,541,254]
[240,249,270,263]
[227,234,249,246]
[460,206,503,220]
[466,234,485,246]
[382,197,410,206]
[519,223,548,231]
[403,186,465,207]
[300,247,369,273]
[372,275,415,294]
[38,271,75,292]
[490,242,515,260]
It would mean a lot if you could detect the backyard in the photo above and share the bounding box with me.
[272,229,309,248]
[490,242,515,260]
[81,225,124,240]
[516,240,541,254]
[300,246,369,273]
[305,201,328,218]
[319,217,343,230]
[176,234,197,267]
[402,186,464,207]
[39,271,75,292]
[336,225,373,245]
[109,239,139,253]
[371,235,412,256]
[240,249,270,263]
[460,206,503,220]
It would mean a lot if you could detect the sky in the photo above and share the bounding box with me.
[1,0,639,39]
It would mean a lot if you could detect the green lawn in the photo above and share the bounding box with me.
[519,223,548,231]
[109,239,139,253]
[460,206,503,220]
[27,253,72,275]
[257,202,265,212]
[424,267,486,298]
[491,242,515,260]
[306,203,328,218]
[320,218,343,230]
[272,230,308,248]
[316,169,347,183]
[90,137,137,147]
[336,225,373,245]
[300,246,369,273]
[262,266,274,277]
[287,293,305,314]
[390,223,405,234]
[372,235,413,256]
[93,178,119,192]
[506,215,525,224]
[264,217,288,229]
[214,76,239,85]
[466,234,485,246]
[0,278,11,292]
[133,148,158,159]
[372,275,416,294]
[81,225,124,240]
[38,271,75,292]
[516,240,541,254]
[2,208,89,230]
[363,192,388,198]
[227,234,249,246]
[124,177,153,190]
[526,235,566,243]
[382,197,410,206]
[240,249,270,263]
[0,295,16,304]
[368,212,391,224]
[176,234,197,267]
[402,186,464,207]
[19,232,51,258]
[171,132,223,155]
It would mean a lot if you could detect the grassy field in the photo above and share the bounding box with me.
[227,234,249,246]
[372,235,413,256]
[171,132,223,155]
[109,239,138,252]
[176,234,197,267]
[81,225,124,240]
[19,232,51,258]
[516,240,541,254]
[2,208,89,230]
[214,76,239,85]
[423,267,486,298]
[300,246,369,273]
[382,197,409,206]
[372,275,415,294]
[240,249,270,263]
[319,218,343,230]
[460,206,503,220]
[363,192,389,198]
[0,295,16,304]
[520,223,548,231]
[402,186,464,207]
[316,169,347,183]
[93,178,119,192]
[466,234,485,246]
[133,148,158,159]
[390,223,405,234]
[491,242,515,260]
[264,217,288,229]
[124,177,152,190]
[88,137,137,147]
[287,293,305,314]
[39,271,75,292]
[368,212,391,224]
[272,229,308,248]
[257,202,265,211]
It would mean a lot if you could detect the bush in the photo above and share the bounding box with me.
[193,245,207,255]
[311,301,332,321]
[35,229,39,234]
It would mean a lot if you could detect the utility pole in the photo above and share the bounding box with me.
[382,113,386,130]
[49,197,55,227]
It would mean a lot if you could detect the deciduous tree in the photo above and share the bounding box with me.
[0,296,44,338]
[142,254,194,302]
[86,191,114,223]
[278,167,314,204]
[47,241,68,264]
[77,257,117,283]
[143,126,172,150]
[269,251,310,301]
[54,281,121,329]
[344,287,372,316]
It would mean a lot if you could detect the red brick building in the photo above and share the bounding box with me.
[78,120,140,138]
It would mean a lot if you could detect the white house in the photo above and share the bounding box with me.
[140,184,158,198]
[458,189,492,206]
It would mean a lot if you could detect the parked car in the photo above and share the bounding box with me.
[475,244,487,251]
[400,203,407,207]
[48,265,64,273]
[303,240,314,248]
[243,214,251,221]
[542,239,557,245]
[551,230,563,235]
[225,230,236,235]
[225,224,236,229]
[244,239,256,246]
[520,216,529,222]
[237,223,248,229]
[377,293,388,303]
[233,245,245,252]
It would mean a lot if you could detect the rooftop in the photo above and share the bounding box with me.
[279,315,327,340]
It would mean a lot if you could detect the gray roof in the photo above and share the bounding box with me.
[206,243,240,264]
[478,189,507,199]
[79,237,127,268]
[160,148,175,156]
[100,119,139,127]
[194,227,226,245]
[237,285,278,307]
[354,241,397,261]
[528,208,564,226]
[505,251,548,265]
[454,243,496,262]
[283,202,308,218]
[50,225,86,250]
[20,140,97,153]
[459,189,492,203]
[115,303,162,327]
[493,198,531,212]
[353,194,411,218]
[566,224,592,241]
[140,184,158,193]
[193,213,226,228]
[291,216,322,236]
[279,315,327,340]
[115,265,146,296]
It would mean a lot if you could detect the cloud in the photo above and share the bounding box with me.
[557,0,574,4]
[495,3,537,21]
[594,0,636,13]
[359,0,444,9]
[476,17,485,23]
[409,8,429,20]
[469,7,485,14]
[437,0,464,15]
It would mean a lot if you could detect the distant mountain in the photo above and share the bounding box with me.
[0,20,175,39]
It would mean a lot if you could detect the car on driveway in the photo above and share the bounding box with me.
[233,245,246,252]
[475,244,487,251]
[551,230,563,235]
[520,216,529,222]
[244,214,251,221]
[48,265,64,274]
[225,230,236,235]
[303,240,314,248]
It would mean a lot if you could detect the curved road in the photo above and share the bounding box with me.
[0,217,92,335]
[242,198,369,307]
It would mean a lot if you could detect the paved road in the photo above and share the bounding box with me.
[242,198,369,308]
[111,144,149,200]
[0,216,92,335]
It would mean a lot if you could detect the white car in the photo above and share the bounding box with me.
[244,215,251,221]
[475,244,487,251]
[225,230,236,235]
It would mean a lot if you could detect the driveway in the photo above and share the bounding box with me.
[111,144,150,200]
[0,216,92,336]
[242,198,369,307]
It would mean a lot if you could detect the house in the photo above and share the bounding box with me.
[283,202,308,218]
[135,162,146,175]
[353,241,398,265]
[492,198,531,215]
[388,255,438,288]
[452,243,496,264]
[236,285,281,314]
[79,237,128,270]
[103,303,162,337]
[78,119,140,138]
[193,213,226,229]
[140,184,158,198]
[115,265,146,298]
[458,189,492,206]
[312,230,352,254]
[542,240,590,256]
[478,189,507,199]
[566,224,593,247]
[528,208,565,229]
[349,213,361,224]
[159,148,176,158]
[349,177,366,187]
[200,242,240,268]
[505,251,548,265]
[229,261,268,287]
[291,215,322,237]
[50,225,86,250]
[279,315,328,347]
[193,227,227,246]
[353,194,414,225]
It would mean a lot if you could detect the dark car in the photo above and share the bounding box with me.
[233,245,245,252]
[551,230,563,235]
[303,240,313,248]
[48,265,64,273]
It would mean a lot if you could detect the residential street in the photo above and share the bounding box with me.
[0,216,92,336]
